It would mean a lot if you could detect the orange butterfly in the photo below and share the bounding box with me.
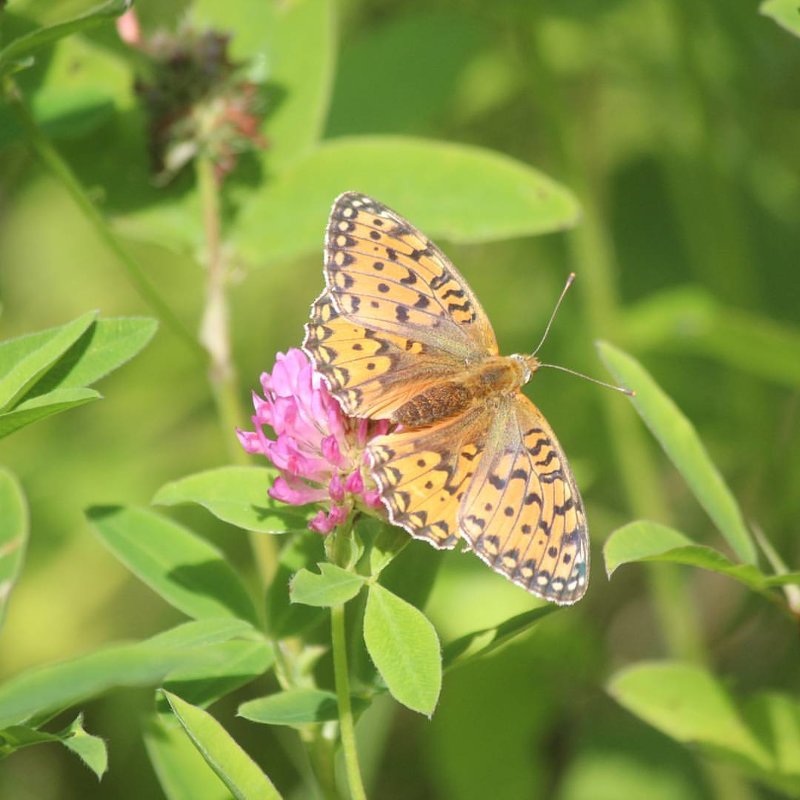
[303,192,588,604]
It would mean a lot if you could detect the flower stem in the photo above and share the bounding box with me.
[331,602,367,800]
[195,152,278,587]
[3,77,205,362]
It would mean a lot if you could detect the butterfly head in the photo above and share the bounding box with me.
[510,353,541,386]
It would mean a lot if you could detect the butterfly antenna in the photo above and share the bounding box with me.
[538,363,635,397]
[532,272,575,357]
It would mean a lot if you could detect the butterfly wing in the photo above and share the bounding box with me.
[367,404,492,549]
[322,192,498,359]
[304,291,463,419]
[459,394,589,604]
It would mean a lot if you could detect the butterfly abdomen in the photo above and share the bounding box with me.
[392,382,472,427]
[391,357,526,428]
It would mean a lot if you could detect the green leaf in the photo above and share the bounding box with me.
[234,136,580,265]
[0,387,100,440]
[761,0,800,37]
[442,606,558,672]
[289,563,366,607]
[0,0,131,77]
[163,639,275,708]
[596,342,756,565]
[59,714,108,781]
[87,505,259,625]
[153,466,310,534]
[0,310,97,412]
[239,688,368,726]
[608,662,772,772]
[0,620,254,729]
[0,467,28,629]
[604,521,800,596]
[144,713,232,800]
[25,317,158,396]
[163,692,283,800]
[363,583,441,716]
[260,0,336,171]
[0,714,107,779]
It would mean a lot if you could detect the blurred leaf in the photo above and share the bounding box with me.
[163,639,275,708]
[289,563,366,607]
[363,583,441,716]
[0,87,116,150]
[233,136,580,265]
[163,691,283,800]
[743,693,800,791]
[609,662,771,771]
[0,0,131,77]
[260,0,335,171]
[604,521,800,596]
[0,467,28,630]
[326,11,485,137]
[442,606,557,672]
[59,714,108,780]
[0,621,254,729]
[0,310,97,412]
[621,287,800,388]
[0,724,60,753]
[264,533,326,638]
[609,662,800,792]
[0,387,100,440]
[144,713,231,800]
[597,342,757,565]
[148,618,261,649]
[239,688,369,726]
[761,0,800,37]
[87,505,259,625]
[153,465,309,534]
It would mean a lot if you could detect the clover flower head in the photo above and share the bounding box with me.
[237,349,389,534]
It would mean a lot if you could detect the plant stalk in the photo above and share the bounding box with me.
[331,602,367,800]
[195,153,279,587]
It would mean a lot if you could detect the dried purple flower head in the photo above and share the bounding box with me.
[117,9,267,183]
[238,349,389,534]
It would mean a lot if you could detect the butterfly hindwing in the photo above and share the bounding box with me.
[460,395,589,605]
[367,404,490,549]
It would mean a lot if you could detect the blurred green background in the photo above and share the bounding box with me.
[1,0,799,798]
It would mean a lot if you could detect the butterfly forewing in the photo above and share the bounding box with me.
[304,291,461,419]
[322,192,498,359]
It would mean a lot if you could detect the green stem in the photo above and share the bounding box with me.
[4,77,205,362]
[195,153,278,587]
[331,603,367,800]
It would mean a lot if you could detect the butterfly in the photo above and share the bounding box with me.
[303,192,589,605]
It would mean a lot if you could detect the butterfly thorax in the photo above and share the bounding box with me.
[391,354,541,429]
